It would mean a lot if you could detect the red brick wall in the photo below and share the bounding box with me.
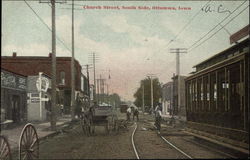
[1,56,82,91]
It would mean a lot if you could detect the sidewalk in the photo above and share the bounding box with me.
[0,115,72,150]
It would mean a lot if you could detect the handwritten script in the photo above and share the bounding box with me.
[201,4,231,14]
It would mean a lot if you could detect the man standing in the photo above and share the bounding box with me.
[155,103,162,134]
[133,107,139,121]
[126,107,131,121]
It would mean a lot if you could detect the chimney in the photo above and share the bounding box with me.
[49,53,52,58]
[13,52,17,57]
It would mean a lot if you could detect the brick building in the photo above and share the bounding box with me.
[1,69,27,128]
[1,52,88,113]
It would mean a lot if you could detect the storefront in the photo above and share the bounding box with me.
[1,69,27,125]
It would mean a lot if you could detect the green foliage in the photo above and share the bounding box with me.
[133,78,162,112]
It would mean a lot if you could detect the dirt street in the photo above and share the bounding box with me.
[11,113,232,159]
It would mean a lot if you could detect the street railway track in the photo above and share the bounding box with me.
[131,122,193,159]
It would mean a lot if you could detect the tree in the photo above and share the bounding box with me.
[133,77,162,113]
[108,93,121,108]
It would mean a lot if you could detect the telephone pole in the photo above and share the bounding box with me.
[50,0,57,131]
[96,75,106,104]
[88,53,99,103]
[147,74,155,113]
[86,64,90,98]
[170,48,187,114]
[71,0,75,120]
[142,80,145,114]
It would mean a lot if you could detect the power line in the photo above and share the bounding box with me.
[188,0,248,50]
[24,0,72,53]
[165,0,212,47]
[150,0,211,57]
[189,4,249,52]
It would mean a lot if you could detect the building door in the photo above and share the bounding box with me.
[12,95,20,123]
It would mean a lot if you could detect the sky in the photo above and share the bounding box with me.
[2,0,249,101]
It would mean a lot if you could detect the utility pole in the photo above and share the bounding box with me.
[96,76,107,105]
[102,79,106,104]
[142,81,144,114]
[71,0,75,120]
[88,53,99,103]
[147,74,156,114]
[86,64,90,98]
[51,0,57,131]
[93,53,96,103]
[170,48,187,115]
[100,75,102,104]
[106,84,109,105]
[39,0,66,131]
[96,79,99,104]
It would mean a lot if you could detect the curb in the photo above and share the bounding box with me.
[39,120,73,142]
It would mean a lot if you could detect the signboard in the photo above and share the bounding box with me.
[1,70,27,91]
[17,77,26,90]
[31,98,40,103]
[1,71,16,88]
[36,74,49,92]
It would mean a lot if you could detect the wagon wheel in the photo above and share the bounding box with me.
[19,123,39,160]
[0,136,12,160]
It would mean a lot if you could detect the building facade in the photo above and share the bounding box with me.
[161,82,173,115]
[1,53,88,114]
[1,69,27,126]
[172,75,186,117]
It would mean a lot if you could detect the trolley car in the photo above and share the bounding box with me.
[185,38,249,149]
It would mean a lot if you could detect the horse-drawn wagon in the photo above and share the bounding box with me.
[80,104,118,136]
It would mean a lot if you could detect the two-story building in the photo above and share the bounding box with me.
[1,53,88,114]
[1,68,27,128]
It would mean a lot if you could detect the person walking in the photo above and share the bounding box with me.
[126,107,131,121]
[133,107,139,121]
[155,103,162,134]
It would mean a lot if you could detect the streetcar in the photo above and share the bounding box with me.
[185,38,249,150]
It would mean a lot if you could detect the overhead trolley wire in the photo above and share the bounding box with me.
[153,0,212,55]
[188,0,248,51]
[165,0,212,48]
[188,4,249,52]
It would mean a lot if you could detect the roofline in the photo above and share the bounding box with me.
[1,67,27,77]
[192,37,249,68]
[1,55,81,64]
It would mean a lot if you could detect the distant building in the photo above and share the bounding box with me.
[1,53,88,114]
[161,82,173,115]
[172,75,186,117]
[1,69,27,126]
